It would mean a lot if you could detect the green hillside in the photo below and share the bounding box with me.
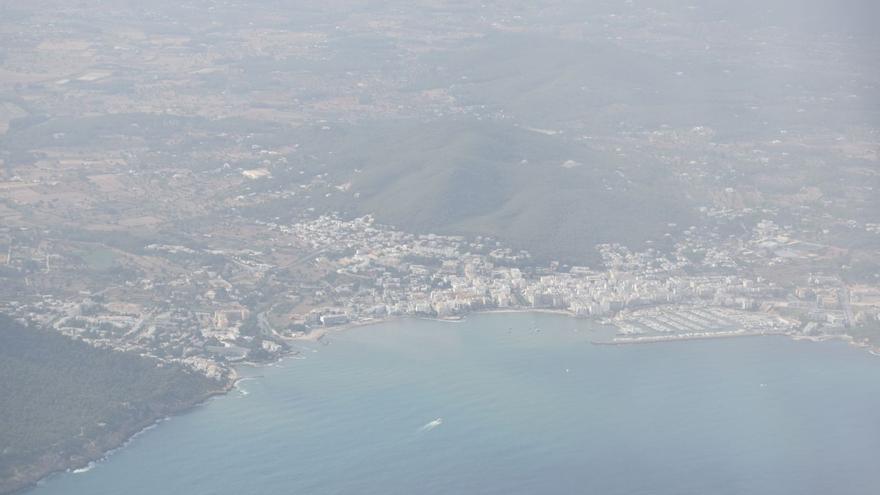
[0,316,224,494]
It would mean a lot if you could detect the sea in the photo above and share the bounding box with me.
[29,312,880,495]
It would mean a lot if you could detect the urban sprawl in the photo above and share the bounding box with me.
[4,213,879,382]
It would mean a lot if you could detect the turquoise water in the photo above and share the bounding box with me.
[30,313,880,495]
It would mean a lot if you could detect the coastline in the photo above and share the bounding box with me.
[285,307,585,343]
[288,306,880,357]
[7,375,236,495]
[18,307,877,493]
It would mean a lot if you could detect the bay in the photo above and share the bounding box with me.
[29,312,880,495]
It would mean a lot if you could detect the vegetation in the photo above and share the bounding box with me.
[0,316,224,494]
[239,118,696,265]
[847,321,880,347]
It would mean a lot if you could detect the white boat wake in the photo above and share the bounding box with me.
[419,418,443,432]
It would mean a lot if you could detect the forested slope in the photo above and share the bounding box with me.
[0,316,225,494]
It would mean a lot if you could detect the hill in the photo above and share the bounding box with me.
[258,119,696,264]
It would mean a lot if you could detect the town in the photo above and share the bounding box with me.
[3,211,879,382]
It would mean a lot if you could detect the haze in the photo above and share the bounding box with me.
[1,1,878,494]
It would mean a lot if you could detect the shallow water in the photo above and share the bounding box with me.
[30,313,880,495]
